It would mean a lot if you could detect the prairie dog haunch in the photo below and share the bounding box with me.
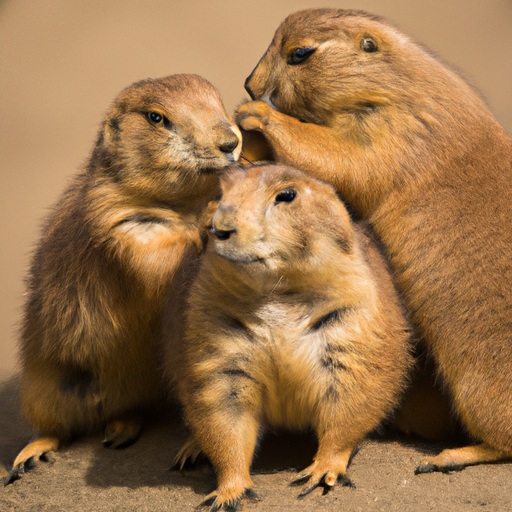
[171,164,412,509]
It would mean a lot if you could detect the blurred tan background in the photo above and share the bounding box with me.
[1,0,511,378]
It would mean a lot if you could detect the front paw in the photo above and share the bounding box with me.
[289,460,355,497]
[235,100,273,132]
[200,487,258,512]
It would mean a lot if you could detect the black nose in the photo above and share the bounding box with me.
[210,227,236,240]
[219,136,239,154]
[244,74,255,100]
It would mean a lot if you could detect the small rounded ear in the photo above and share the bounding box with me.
[330,198,355,253]
[241,130,275,163]
[103,116,121,146]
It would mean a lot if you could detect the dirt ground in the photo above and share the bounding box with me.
[1,377,512,512]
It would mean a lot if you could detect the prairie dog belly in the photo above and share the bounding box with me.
[252,301,370,430]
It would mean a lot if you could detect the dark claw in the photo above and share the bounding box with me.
[347,446,360,468]
[199,488,257,511]
[297,472,355,498]
[223,500,241,512]
[243,488,258,500]
[171,454,210,472]
[321,486,330,496]
[289,473,311,486]
[4,469,23,486]
[298,482,320,498]
[199,496,217,508]
[415,463,438,475]
[24,457,36,470]
[40,453,52,463]
[338,474,355,488]
[415,463,467,475]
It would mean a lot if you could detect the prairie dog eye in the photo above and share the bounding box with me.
[148,112,163,123]
[146,111,172,128]
[287,47,315,65]
[275,188,297,203]
[361,38,378,53]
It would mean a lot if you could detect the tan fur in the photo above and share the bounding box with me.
[14,74,241,471]
[235,8,512,470]
[168,164,413,507]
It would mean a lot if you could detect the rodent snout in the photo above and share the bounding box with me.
[218,136,239,154]
[217,125,242,156]
[211,205,237,240]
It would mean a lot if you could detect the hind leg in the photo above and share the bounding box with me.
[415,443,512,474]
[12,363,102,474]
[103,417,142,449]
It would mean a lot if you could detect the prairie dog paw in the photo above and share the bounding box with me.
[200,487,258,512]
[103,418,142,448]
[289,459,354,497]
[235,100,273,131]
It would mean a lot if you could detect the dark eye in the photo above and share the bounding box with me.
[148,112,162,123]
[275,188,297,203]
[361,38,378,53]
[287,47,315,65]
[146,111,172,129]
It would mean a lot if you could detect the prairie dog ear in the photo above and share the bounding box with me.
[241,130,275,163]
[103,115,122,146]
[329,194,355,253]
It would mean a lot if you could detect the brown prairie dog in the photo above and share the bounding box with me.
[12,74,241,478]
[170,164,412,509]
[235,8,512,472]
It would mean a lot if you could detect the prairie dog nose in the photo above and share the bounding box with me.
[211,205,237,240]
[217,124,242,156]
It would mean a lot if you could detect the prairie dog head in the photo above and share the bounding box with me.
[205,164,354,280]
[244,9,458,126]
[101,74,242,202]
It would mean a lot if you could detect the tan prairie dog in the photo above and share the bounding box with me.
[11,74,241,480]
[235,9,512,472]
[169,164,413,509]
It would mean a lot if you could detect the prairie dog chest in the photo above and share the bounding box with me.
[111,211,201,278]
[254,301,322,371]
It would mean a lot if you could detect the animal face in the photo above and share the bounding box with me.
[244,9,429,126]
[103,74,242,201]
[206,165,353,275]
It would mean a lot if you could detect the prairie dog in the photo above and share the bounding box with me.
[235,9,512,471]
[170,164,412,509]
[12,74,241,477]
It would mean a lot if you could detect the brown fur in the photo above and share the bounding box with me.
[235,8,512,470]
[168,164,413,508]
[13,74,241,471]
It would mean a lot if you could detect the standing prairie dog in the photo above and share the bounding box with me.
[12,74,241,478]
[170,164,413,509]
[235,9,512,471]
